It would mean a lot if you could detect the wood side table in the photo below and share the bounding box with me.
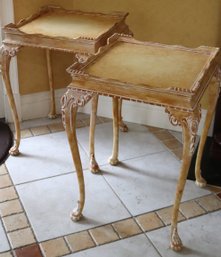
[61,34,220,251]
[0,5,131,156]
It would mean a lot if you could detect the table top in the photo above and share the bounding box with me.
[67,35,220,110]
[3,6,129,54]
[19,9,122,40]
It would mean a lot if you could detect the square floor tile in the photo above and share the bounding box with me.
[77,122,165,165]
[16,172,130,241]
[102,151,210,215]
[89,225,119,245]
[66,234,161,257]
[8,227,35,248]
[0,220,10,252]
[147,210,221,257]
[6,132,89,184]
[40,238,70,257]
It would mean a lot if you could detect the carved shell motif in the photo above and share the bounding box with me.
[166,106,201,154]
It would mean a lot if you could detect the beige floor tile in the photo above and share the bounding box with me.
[171,147,183,160]
[81,118,90,126]
[147,126,165,133]
[0,175,12,189]
[136,212,164,232]
[99,117,112,123]
[48,123,64,133]
[206,185,221,193]
[0,199,23,217]
[154,130,175,141]
[0,252,13,257]
[41,238,70,257]
[197,194,221,212]
[76,120,86,128]
[0,165,8,175]
[66,231,95,252]
[3,213,29,232]
[180,200,206,219]
[112,218,142,238]
[8,227,35,248]
[21,129,33,139]
[156,206,185,225]
[89,225,119,245]
[30,126,50,136]
[163,139,183,150]
[0,187,17,203]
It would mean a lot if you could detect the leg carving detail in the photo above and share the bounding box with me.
[89,95,100,173]
[1,44,21,156]
[61,87,95,221]
[166,106,201,251]
[109,97,120,165]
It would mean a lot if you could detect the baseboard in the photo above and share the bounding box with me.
[21,91,210,135]
[21,88,66,120]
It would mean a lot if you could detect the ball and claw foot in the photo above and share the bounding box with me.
[9,145,20,156]
[71,202,83,221]
[195,174,207,188]
[90,155,100,174]
[170,228,183,251]
[108,157,119,166]
[119,121,128,132]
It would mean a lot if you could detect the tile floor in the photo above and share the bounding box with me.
[0,113,221,257]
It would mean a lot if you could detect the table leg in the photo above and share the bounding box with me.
[46,49,57,119]
[166,106,201,251]
[109,97,119,165]
[61,88,94,221]
[118,98,128,132]
[1,44,21,156]
[89,95,100,173]
[195,82,220,187]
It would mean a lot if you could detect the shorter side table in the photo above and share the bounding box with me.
[61,35,220,251]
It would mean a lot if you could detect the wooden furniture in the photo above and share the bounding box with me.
[61,34,220,251]
[0,5,131,156]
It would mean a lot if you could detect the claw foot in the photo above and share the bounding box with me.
[108,157,119,166]
[170,228,183,251]
[71,201,83,221]
[90,155,100,174]
[9,145,20,156]
[119,121,128,132]
[195,175,207,188]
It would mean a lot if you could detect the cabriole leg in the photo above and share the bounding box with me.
[46,49,57,119]
[166,107,201,251]
[109,97,119,165]
[61,88,94,221]
[1,44,21,156]
[89,95,100,173]
[195,81,220,187]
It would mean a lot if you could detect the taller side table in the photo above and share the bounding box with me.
[62,35,220,251]
[0,5,131,156]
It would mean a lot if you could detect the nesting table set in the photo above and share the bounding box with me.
[1,5,221,251]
